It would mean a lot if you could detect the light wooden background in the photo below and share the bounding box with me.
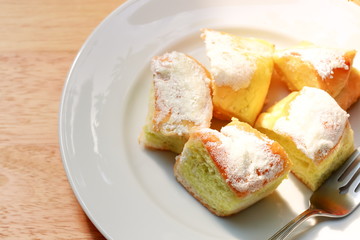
[0,0,125,238]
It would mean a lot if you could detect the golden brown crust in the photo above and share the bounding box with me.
[335,67,360,110]
[274,47,356,98]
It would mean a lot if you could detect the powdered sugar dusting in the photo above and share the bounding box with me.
[201,126,283,194]
[274,87,349,161]
[279,47,349,79]
[203,30,257,91]
[151,51,212,136]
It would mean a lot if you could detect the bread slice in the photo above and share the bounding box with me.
[273,42,356,98]
[139,51,213,153]
[174,118,291,216]
[255,87,354,191]
[201,29,274,125]
[335,67,360,110]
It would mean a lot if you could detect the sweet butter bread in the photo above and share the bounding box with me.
[335,67,360,110]
[273,42,356,98]
[139,51,213,153]
[255,87,354,191]
[174,118,291,216]
[201,29,274,125]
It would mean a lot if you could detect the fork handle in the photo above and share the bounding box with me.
[268,208,327,240]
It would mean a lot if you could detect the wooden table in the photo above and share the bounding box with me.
[0,0,125,238]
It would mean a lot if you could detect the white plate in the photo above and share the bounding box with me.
[59,0,360,239]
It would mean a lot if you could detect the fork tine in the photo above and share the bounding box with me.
[351,169,360,193]
[355,179,360,193]
[337,148,360,184]
[339,166,360,194]
[349,166,360,190]
[338,157,360,187]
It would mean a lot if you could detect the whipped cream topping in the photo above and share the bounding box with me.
[200,125,283,194]
[273,87,349,161]
[151,51,212,136]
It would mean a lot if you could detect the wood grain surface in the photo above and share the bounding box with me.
[0,0,126,239]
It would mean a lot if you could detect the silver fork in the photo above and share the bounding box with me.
[269,147,360,240]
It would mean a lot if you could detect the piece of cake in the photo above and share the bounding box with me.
[139,51,213,153]
[273,42,356,98]
[174,118,291,216]
[255,87,354,191]
[335,67,360,110]
[201,29,275,125]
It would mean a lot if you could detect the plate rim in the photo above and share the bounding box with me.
[58,0,139,238]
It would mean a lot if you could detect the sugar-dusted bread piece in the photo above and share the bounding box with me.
[255,87,354,191]
[335,67,360,110]
[273,42,356,98]
[201,29,275,125]
[174,118,291,216]
[139,51,213,153]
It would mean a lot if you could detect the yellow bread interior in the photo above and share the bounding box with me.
[212,53,274,125]
[174,119,291,216]
[139,85,188,154]
[255,92,355,191]
[140,126,187,154]
[273,42,356,98]
[202,29,274,125]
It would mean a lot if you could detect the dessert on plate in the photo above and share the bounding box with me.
[139,30,360,216]
[174,118,291,216]
[335,67,360,110]
[201,29,275,125]
[273,42,356,101]
[255,87,354,191]
[139,51,213,153]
